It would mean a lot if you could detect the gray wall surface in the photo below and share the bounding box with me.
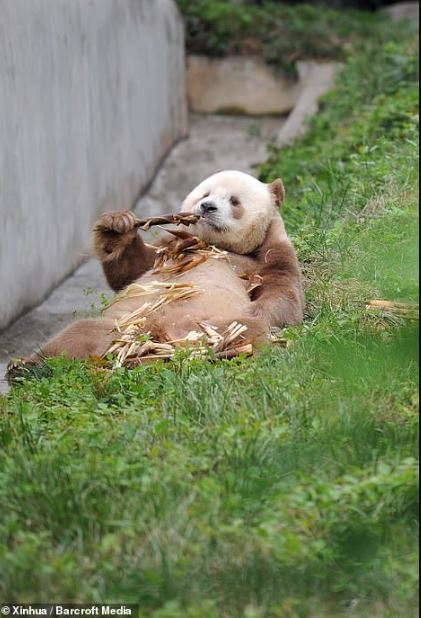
[0,0,187,331]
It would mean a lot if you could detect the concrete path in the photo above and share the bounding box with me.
[0,113,282,394]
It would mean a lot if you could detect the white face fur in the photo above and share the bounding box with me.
[181,170,284,255]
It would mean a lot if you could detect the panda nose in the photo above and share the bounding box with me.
[200,201,218,214]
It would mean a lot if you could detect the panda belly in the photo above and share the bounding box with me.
[103,259,252,340]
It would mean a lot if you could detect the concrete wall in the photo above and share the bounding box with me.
[0,0,187,331]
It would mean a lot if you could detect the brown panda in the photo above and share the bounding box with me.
[11,171,304,365]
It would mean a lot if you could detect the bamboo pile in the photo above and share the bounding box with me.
[105,280,252,368]
[103,214,252,367]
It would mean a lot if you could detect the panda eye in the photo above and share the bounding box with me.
[230,196,240,207]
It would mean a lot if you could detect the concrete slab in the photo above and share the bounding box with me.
[0,364,8,395]
[0,260,110,363]
[0,113,283,394]
[136,113,282,220]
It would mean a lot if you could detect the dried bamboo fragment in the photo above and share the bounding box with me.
[365,299,419,320]
[269,328,290,347]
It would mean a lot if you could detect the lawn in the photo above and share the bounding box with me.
[0,8,419,618]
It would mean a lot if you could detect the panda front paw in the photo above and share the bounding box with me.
[93,210,138,235]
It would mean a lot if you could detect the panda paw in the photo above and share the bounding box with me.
[93,210,138,235]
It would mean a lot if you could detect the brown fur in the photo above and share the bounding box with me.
[31,318,116,360]
[269,178,286,207]
[92,210,156,291]
[247,215,304,327]
[19,176,304,365]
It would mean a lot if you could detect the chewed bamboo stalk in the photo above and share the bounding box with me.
[133,212,201,230]
[152,228,228,277]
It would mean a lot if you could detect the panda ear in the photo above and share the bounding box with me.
[269,178,285,208]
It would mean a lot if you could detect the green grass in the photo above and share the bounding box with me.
[176,0,410,74]
[0,13,419,618]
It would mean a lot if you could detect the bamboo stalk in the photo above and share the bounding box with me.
[133,212,201,230]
